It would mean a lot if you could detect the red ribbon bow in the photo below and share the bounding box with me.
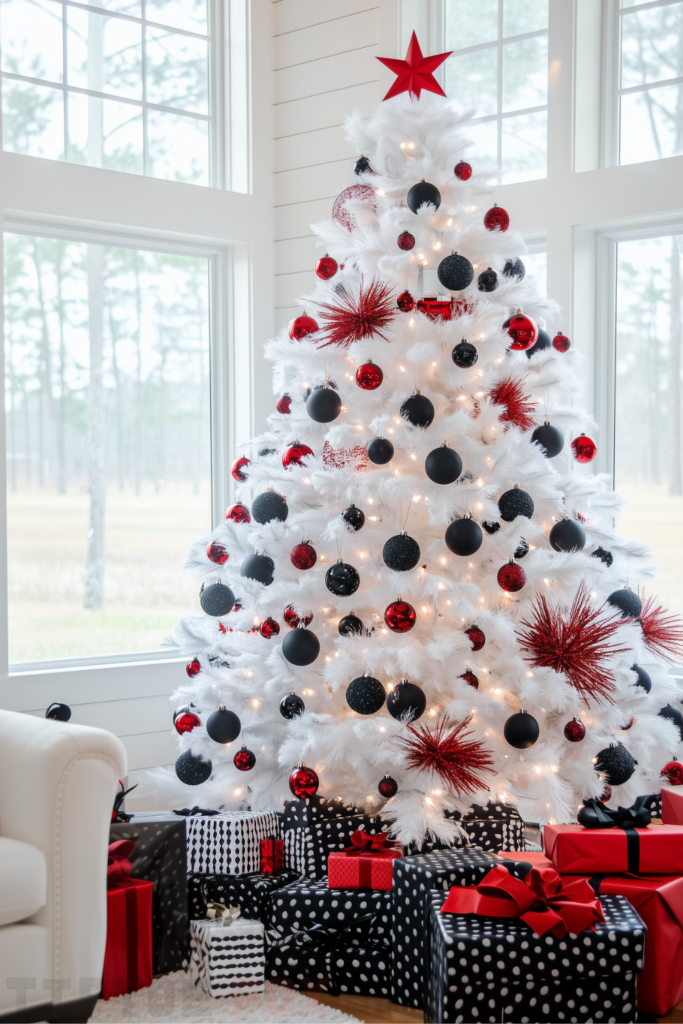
[441,864,605,938]
[107,839,135,887]
[343,829,400,855]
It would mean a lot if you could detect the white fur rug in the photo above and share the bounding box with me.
[90,971,361,1023]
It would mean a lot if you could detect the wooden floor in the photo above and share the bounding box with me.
[306,992,423,1023]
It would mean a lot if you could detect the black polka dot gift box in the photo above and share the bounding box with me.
[186,811,280,874]
[284,812,386,879]
[282,796,366,830]
[424,888,644,1023]
[188,870,300,924]
[460,802,526,853]
[189,915,266,998]
[267,876,392,945]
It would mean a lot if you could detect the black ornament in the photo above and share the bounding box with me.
[205,706,241,744]
[607,588,642,618]
[354,155,373,175]
[445,517,483,556]
[514,539,529,559]
[437,253,474,292]
[407,180,441,214]
[258,447,276,456]
[659,704,683,741]
[386,679,426,722]
[532,422,564,458]
[503,257,525,280]
[346,674,386,715]
[595,745,636,786]
[280,691,305,719]
[252,490,288,524]
[175,750,212,786]
[378,775,398,798]
[325,560,360,596]
[477,267,498,292]
[631,664,652,692]
[592,547,614,567]
[282,627,320,666]
[200,581,235,616]
[549,518,586,552]
[451,340,478,368]
[400,392,435,428]
[240,553,275,586]
[367,437,394,464]
[342,505,365,531]
[307,386,342,423]
[383,533,420,571]
[46,702,71,722]
[504,710,540,749]
[525,327,552,358]
[425,445,462,484]
[498,486,534,522]
[339,613,364,636]
[482,521,500,535]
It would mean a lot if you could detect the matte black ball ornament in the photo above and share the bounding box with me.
[46,702,71,722]
[240,553,275,586]
[326,559,360,596]
[407,180,441,213]
[498,486,534,522]
[445,516,483,556]
[383,532,420,572]
[346,673,386,715]
[386,679,426,722]
[549,517,586,552]
[451,340,478,368]
[631,664,652,692]
[339,613,364,637]
[342,505,365,531]
[504,709,540,749]
[503,257,525,281]
[206,705,242,744]
[306,386,342,423]
[437,252,474,292]
[659,704,683,741]
[282,626,320,666]
[367,437,394,464]
[400,391,434,428]
[477,267,498,292]
[175,749,212,786]
[594,744,637,786]
[607,588,642,619]
[252,490,288,524]
[280,691,305,719]
[425,444,462,484]
[200,581,235,616]
[525,327,552,358]
[592,547,614,567]
[532,422,564,458]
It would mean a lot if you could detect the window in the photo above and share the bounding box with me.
[444,0,549,184]
[1,0,218,185]
[618,0,683,165]
[4,230,212,665]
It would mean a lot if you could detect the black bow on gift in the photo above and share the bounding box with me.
[111,782,138,823]
[577,794,656,830]
[173,806,220,817]
[268,911,390,954]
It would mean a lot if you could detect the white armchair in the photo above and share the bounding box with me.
[0,709,126,1023]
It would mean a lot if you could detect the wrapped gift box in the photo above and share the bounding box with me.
[260,837,284,875]
[188,870,299,923]
[186,811,280,874]
[460,801,526,852]
[544,822,683,874]
[283,812,385,879]
[267,876,392,945]
[189,916,265,998]
[425,889,644,1023]
[330,945,391,998]
[266,928,390,996]
[103,853,154,1002]
[282,795,366,830]
[328,833,402,890]
[662,787,683,825]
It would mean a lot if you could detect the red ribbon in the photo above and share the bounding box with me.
[342,829,401,855]
[440,864,605,938]
[107,839,135,887]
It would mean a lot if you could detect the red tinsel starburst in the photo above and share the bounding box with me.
[399,717,495,794]
[639,595,683,663]
[488,377,536,432]
[516,584,629,704]
[316,280,396,349]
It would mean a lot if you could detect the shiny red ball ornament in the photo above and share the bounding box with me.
[465,626,485,651]
[284,606,313,629]
[397,290,415,312]
[289,762,319,798]
[484,204,510,232]
[384,600,417,633]
[460,670,479,689]
[599,785,612,803]
[225,502,250,523]
[174,711,201,735]
[454,160,472,180]
[282,442,313,469]
[186,659,201,678]
[661,760,683,785]
[260,617,280,639]
[206,540,228,565]
[288,315,318,341]
[497,561,526,593]
[504,311,538,350]
[234,746,256,771]
[397,231,415,251]
[291,542,317,570]
[231,457,250,481]
[316,255,338,280]
[276,395,292,414]
[571,435,597,463]
[564,718,586,742]
[553,332,571,353]
[378,775,398,798]
[356,360,383,390]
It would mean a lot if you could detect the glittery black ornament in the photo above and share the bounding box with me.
[386,679,426,722]
[482,521,500,535]
[383,533,420,571]
[498,487,534,522]
[400,392,434,428]
[631,664,652,692]
[660,704,683,741]
[407,180,441,213]
[592,547,614,567]
[282,628,320,666]
[252,491,288,524]
[200,581,235,616]
[532,422,564,458]
[205,706,241,744]
[549,518,586,552]
[451,340,478,367]
[525,327,552,358]
[607,588,642,618]
[477,268,498,292]
[46,702,71,722]
[437,253,474,292]
[425,445,462,484]
[339,613,364,636]
[346,674,386,715]
[354,155,373,175]
[367,437,394,464]
[279,691,305,719]
[594,745,636,786]
[503,257,525,280]
[240,553,275,586]
[307,386,342,423]
[445,517,483,556]
[342,505,365,531]
[175,750,212,786]
[325,560,360,596]
[504,710,539,749]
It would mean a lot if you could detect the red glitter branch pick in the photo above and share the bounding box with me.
[316,279,396,349]
[516,584,629,704]
[399,717,495,794]
[639,595,683,663]
[488,377,536,432]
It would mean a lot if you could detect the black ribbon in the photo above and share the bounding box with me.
[268,912,389,954]
[112,782,137,823]
[577,794,656,873]
[173,806,220,817]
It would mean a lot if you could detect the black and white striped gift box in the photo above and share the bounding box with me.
[189,917,265,998]
[185,812,280,874]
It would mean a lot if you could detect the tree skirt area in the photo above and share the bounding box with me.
[90,972,360,1024]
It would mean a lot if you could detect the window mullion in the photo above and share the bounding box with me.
[497,0,503,179]
[63,1,69,162]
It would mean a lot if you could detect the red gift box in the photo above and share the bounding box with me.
[543,822,683,874]
[327,829,402,891]
[260,837,284,875]
[102,840,153,1000]
[662,788,683,825]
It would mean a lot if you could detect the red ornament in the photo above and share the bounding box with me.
[504,311,538,350]
[356,360,383,390]
[317,280,395,348]
[288,315,318,341]
[497,561,526,592]
[460,671,479,689]
[397,290,415,313]
[661,760,683,785]
[376,31,452,101]
[599,785,612,803]
[289,763,319,798]
[260,617,280,639]
[484,204,510,232]
[291,542,316,570]
[571,435,597,463]
[174,711,201,735]
[620,714,634,730]
[225,502,250,523]
[186,659,201,678]
[516,584,629,705]
[322,441,368,470]
[316,255,338,280]
[639,595,683,663]
[384,600,416,633]
[282,442,313,469]
[399,717,495,795]
[206,540,228,565]
[417,297,454,321]
[488,377,536,432]
[276,395,292,414]
[284,606,313,629]
[234,746,256,771]
[397,231,415,251]
[332,184,378,232]
[564,718,586,742]
[231,457,250,481]
[454,161,472,180]
[465,626,485,651]
[378,775,398,798]
[553,332,571,353]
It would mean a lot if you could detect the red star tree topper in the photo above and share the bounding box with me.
[377,31,452,101]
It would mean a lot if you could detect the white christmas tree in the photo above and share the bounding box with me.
[155,35,683,843]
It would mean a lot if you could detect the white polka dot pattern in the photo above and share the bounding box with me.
[186,812,280,874]
[266,876,392,944]
[189,917,266,998]
[188,870,300,923]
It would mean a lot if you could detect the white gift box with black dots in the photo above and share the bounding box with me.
[189,917,266,998]
[185,811,280,874]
